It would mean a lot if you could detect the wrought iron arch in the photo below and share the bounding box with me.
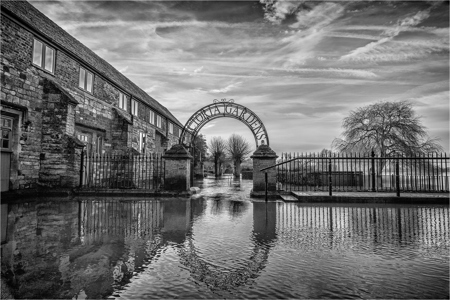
[179,99,269,147]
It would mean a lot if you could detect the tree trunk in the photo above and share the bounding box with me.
[214,157,219,178]
[233,159,241,178]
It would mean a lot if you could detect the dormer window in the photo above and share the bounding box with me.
[79,66,93,93]
[119,92,127,111]
[32,38,55,73]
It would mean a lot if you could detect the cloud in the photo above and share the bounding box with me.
[340,39,448,63]
[339,10,446,62]
[208,82,242,94]
[290,2,345,30]
[258,2,347,67]
[144,85,160,94]
[285,68,378,79]
[193,66,204,75]
[59,19,255,32]
[118,66,128,73]
[260,0,303,25]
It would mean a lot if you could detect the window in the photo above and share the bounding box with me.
[139,132,146,153]
[1,116,13,150]
[32,38,55,73]
[118,92,127,111]
[131,100,138,116]
[78,66,93,93]
[77,134,88,143]
[156,115,162,128]
[169,122,173,134]
[149,110,155,125]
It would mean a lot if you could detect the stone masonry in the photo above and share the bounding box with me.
[163,145,192,191]
[251,144,278,194]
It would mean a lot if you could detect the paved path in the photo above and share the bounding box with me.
[291,191,449,198]
[284,191,449,204]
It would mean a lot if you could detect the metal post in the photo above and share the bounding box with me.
[265,172,268,202]
[396,158,400,197]
[191,144,195,186]
[79,148,84,188]
[371,150,376,192]
[328,158,332,196]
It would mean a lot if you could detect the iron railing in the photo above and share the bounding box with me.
[272,152,449,195]
[80,153,164,190]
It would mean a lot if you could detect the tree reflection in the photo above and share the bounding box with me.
[227,200,248,219]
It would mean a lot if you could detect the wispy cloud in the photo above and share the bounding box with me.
[339,10,448,62]
[209,82,243,94]
[285,68,378,79]
[259,1,347,67]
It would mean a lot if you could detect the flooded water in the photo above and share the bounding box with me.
[1,177,449,299]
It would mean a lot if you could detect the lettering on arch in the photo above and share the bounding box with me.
[179,99,269,147]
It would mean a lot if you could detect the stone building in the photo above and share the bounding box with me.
[1,0,185,191]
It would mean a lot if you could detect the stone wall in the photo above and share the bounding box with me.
[1,16,44,189]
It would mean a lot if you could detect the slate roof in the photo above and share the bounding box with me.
[1,0,183,128]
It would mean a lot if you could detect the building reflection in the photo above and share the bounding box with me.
[1,198,448,299]
[1,200,80,299]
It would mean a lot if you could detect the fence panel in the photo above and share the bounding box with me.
[277,152,449,193]
[81,153,164,190]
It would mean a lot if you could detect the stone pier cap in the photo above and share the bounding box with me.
[162,144,193,160]
[251,144,278,161]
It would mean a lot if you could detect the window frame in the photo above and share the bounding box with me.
[139,132,146,154]
[77,134,88,143]
[149,110,155,125]
[168,122,173,134]
[1,116,13,151]
[156,115,162,128]
[131,99,139,116]
[32,38,55,73]
[78,66,94,93]
[118,92,127,111]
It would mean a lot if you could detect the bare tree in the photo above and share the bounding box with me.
[208,137,226,178]
[332,101,443,157]
[226,134,252,178]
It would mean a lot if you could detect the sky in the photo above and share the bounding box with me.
[31,0,449,154]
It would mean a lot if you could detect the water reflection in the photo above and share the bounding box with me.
[1,196,448,299]
[276,204,449,255]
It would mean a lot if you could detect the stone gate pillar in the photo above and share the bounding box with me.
[251,144,278,197]
[162,144,193,191]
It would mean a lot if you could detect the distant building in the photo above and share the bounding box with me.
[1,0,185,191]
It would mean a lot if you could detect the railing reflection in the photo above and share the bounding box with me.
[81,200,164,244]
[276,204,449,251]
